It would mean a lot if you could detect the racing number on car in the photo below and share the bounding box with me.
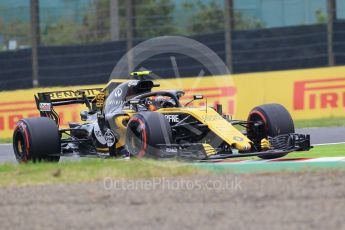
[95,92,105,108]
[95,130,103,139]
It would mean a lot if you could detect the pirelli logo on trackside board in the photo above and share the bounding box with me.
[294,77,345,110]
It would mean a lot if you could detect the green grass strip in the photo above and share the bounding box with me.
[0,159,202,188]
[0,138,12,144]
[294,117,345,128]
[286,144,345,158]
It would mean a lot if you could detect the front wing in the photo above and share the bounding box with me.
[156,133,311,161]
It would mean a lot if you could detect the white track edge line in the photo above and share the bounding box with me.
[313,142,345,146]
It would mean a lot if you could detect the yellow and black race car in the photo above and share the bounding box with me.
[13,71,311,162]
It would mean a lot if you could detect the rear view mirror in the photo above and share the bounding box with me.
[193,95,203,100]
[185,95,204,107]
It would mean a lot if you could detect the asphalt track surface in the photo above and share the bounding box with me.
[1,126,345,164]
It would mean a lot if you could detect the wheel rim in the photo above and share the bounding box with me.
[126,118,147,157]
[247,111,268,139]
[13,129,29,162]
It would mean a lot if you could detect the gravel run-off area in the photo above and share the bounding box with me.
[0,170,344,230]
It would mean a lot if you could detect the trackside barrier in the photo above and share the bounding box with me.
[1,66,345,138]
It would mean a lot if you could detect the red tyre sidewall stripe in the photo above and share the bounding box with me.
[130,117,147,158]
[23,126,30,154]
[249,110,268,133]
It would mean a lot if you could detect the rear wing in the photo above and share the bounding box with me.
[34,88,102,124]
[33,79,127,125]
[35,88,101,103]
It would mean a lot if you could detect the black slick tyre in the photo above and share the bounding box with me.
[13,117,61,163]
[247,103,295,159]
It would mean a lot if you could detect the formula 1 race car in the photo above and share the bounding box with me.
[13,71,311,163]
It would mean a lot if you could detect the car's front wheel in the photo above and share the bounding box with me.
[247,103,295,159]
[125,112,172,158]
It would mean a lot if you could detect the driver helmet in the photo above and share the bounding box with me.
[144,96,158,111]
[145,96,169,111]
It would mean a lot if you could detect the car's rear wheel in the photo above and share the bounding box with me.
[125,112,172,158]
[247,103,295,159]
[13,117,61,163]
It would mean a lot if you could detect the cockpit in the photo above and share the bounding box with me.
[103,79,184,114]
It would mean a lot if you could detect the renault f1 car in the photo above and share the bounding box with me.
[13,71,311,162]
